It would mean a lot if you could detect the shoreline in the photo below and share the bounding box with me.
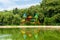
[0,26,60,29]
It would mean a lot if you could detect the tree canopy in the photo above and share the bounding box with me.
[0,0,60,25]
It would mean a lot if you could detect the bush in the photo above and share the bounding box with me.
[44,17,54,25]
[52,13,60,25]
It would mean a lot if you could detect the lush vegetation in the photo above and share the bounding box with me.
[42,0,60,25]
[0,28,60,40]
[0,0,60,25]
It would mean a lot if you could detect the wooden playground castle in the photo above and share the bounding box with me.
[21,13,40,25]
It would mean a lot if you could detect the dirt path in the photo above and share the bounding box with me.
[0,26,60,29]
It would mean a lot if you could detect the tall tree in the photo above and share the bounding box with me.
[13,8,19,14]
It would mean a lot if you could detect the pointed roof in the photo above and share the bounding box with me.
[23,13,27,18]
[28,16,32,18]
[34,13,39,18]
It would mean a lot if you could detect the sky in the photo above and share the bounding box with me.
[0,0,42,11]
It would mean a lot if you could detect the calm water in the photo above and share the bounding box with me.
[0,34,12,40]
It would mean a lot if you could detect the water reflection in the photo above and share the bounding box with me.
[0,34,12,40]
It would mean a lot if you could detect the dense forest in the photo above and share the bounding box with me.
[0,0,60,26]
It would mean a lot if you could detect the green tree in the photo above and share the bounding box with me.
[53,13,60,23]
[12,14,20,25]
[13,8,19,14]
[41,0,60,17]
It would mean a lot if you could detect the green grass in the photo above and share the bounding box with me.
[0,28,60,40]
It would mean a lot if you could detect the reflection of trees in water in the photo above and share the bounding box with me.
[0,34,12,40]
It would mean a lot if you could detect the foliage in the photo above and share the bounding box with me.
[0,0,60,25]
[41,0,60,25]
